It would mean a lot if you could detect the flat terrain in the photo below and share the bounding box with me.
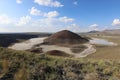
[86,33,120,60]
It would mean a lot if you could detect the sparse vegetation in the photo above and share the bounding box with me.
[45,50,72,57]
[2,59,9,73]
[86,34,120,60]
[0,47,120,80]
[0,32,120,80]
[70,45,87,53]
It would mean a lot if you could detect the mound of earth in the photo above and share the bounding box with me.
[46,50,71,57]
[43,30,89,45]
[27,47,43,53]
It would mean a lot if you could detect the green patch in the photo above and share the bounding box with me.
[0,47,120,80]
[70,45,87,53]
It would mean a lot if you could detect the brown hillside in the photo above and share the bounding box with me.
[43,30,89,45]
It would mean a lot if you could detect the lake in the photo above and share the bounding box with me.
[90,38,117,46]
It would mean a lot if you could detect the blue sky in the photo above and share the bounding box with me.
[0,0,120,32]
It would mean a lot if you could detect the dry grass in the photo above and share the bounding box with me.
[14,65,29,80]
[2,59,9,73]
[0,47,120,79]
[86,34,120,60]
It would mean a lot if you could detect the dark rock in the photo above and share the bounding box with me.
[44,30,89,45]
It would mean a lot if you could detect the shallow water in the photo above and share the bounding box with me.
[90,38,117,46]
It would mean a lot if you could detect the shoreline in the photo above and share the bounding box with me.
[8,37,118,58]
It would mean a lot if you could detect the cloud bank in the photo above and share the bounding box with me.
[34,0,63,7]
[112,19,120,26]
[16,0,22,4]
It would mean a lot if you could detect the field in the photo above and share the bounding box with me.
[0,47,120,80]
[86,33,120,60]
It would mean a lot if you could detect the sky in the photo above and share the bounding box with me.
[0,0,120,32]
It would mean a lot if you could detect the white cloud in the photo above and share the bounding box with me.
[31,18,62,32]
[32,18,57,27]
[0,14,31,27]
[30,7,42,16]
[112,19,120,26]
[34,0,63,7]
[29,7,59,18]
[59,16,74,23]
[65,24,81,32]
[0,14,13,24]
[31,16,75,32]
[16,0,22,4]
[0,14,75,32]
[30,16,74,32]
[16,16,31,26]
[89,24,99,31]
[44,11,59,18]
[0,27,9,32]
[73,1,78,5]
[32,17,66,28]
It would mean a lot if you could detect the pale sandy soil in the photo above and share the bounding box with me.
[9,37,117,58]
[102,35,120,38]
[74,44,96,58]
[8,37,47,50]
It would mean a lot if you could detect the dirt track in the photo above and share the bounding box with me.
[74,44,96,58]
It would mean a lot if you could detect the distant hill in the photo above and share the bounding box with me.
[102,29,120,34]
[88,29,120,35]
[43,30,89,45]
[88,30,100,33]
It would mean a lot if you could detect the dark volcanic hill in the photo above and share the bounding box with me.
[43,30,89,45]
